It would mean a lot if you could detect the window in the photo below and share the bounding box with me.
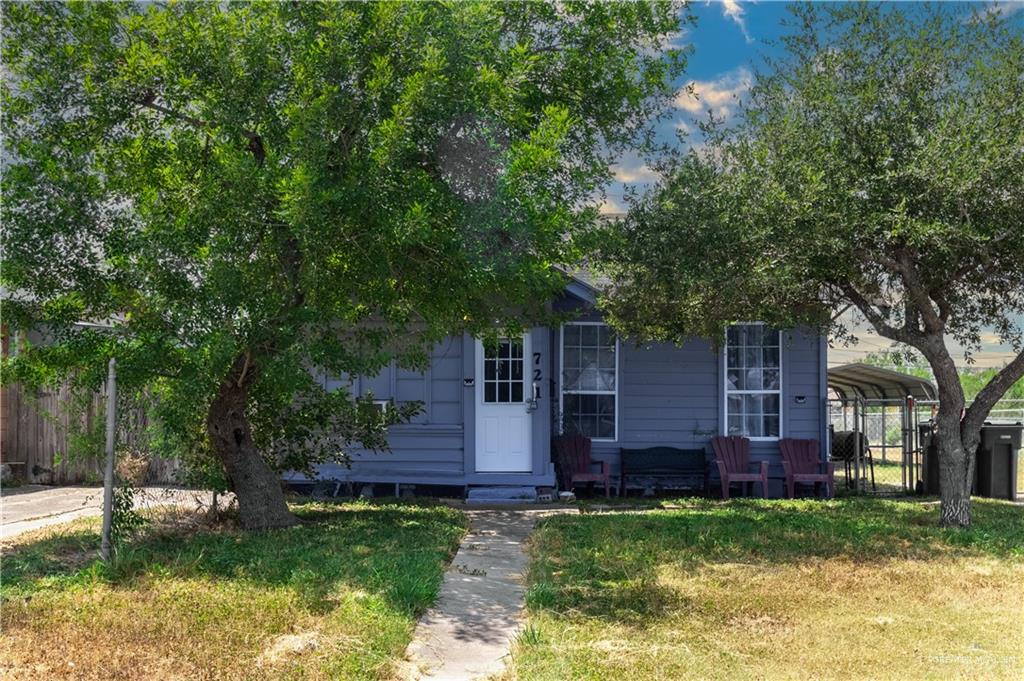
[355,397,391,419]
[561,323,617,440]
[483,338,525,403]
[725,323,781,439]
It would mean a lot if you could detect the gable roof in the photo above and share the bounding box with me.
[555,265,604,305]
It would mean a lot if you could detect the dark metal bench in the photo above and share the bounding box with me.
[619,446,709,497]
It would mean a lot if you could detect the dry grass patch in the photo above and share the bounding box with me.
[506,497,1024,680]
[0,501,467,680]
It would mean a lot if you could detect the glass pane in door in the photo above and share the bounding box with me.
[483,338,526,403]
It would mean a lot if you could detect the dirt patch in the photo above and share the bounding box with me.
[257,631,321,667]
[728,612,792,636]
[53,548,96,571]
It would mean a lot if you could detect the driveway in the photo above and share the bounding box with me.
[1,485,214,539]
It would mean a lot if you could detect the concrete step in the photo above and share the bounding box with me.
[465,486,538,504]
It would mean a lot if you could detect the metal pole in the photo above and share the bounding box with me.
[913,402,920,489]
[917,401,925,491]
[881,405,887,463]
[853,398,861,494]
[100,358,117,562]
[901,399,908,492]
[912,400,920,490]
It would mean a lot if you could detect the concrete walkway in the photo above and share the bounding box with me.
[1,485,213,539]
[404,509,561,680]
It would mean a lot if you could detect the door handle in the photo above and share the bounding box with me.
[526,381,541,413]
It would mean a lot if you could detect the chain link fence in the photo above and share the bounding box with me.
[829,399,1024,495]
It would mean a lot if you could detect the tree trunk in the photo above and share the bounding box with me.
[850,290,1024,528]
[206,371,297,530]
[936,433,972,527]
[923,337,973,527]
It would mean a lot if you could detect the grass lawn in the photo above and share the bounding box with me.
[0,501,466,680]
[1018,451,1023,492]
[508,497,1024,681]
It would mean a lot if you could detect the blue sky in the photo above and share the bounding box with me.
[604,0,795,211]
[603,1,1024,368]
[607,0,1024,211]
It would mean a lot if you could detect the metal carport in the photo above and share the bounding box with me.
[827,363,937,402]
[826,364,938,493]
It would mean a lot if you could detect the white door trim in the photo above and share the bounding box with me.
[474,335,533,473]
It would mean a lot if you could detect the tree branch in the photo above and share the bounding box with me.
[933,290,952,325]
[839,282,913,344]
[962,349,1024,438]
[139,97,212,132]
[894,249,944,333]
[903,295,920,337]
[236,349,251,388]
[139,97,265,164]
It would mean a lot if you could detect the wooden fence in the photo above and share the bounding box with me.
[0,380,181,485]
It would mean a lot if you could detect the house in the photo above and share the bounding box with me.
[287,274,829,499]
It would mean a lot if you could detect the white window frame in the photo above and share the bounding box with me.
[481,336,528,405]
[559,321,619,442]
[723,322,783,441]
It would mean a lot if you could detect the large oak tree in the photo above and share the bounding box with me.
[600,3,1023,526]
[2,1,687,528]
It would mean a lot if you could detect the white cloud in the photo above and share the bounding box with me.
[663,27,692,50]
[716,0,753,44]
[963,2,1024,24]
[599,195,626,215]
[612,162,659,184]
[675,66,753,120]
[988,1,1024,18]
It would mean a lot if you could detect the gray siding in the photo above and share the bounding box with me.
[313,338,466,482]
[781,328,825,441]
[616,338,721,447]
[298,291,827,497]
[552,302,826,497]
[429,337,464,424]
[554,331,721,471]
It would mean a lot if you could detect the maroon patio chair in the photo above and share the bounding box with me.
[780,438,834,499]
[711,435,768,499]
[553,433,613,498]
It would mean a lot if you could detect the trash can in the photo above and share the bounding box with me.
[919,423,940,495]
[973,422,1022,500]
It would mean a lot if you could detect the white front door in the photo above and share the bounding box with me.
[475,335,532,473]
